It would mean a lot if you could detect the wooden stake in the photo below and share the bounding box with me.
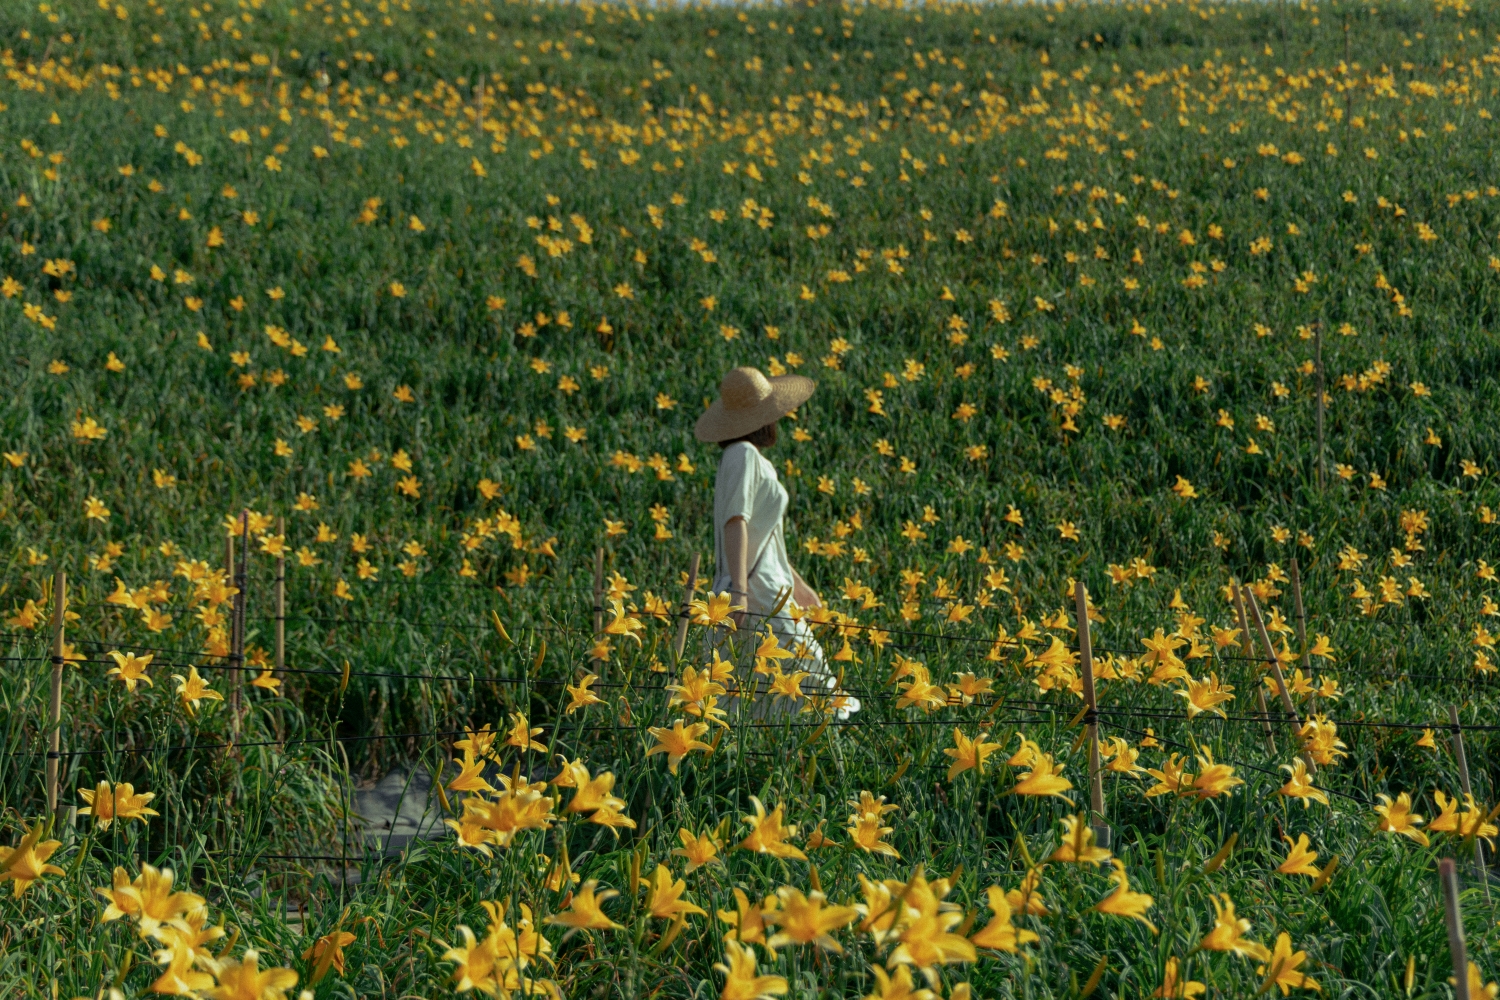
[1314,322,1326,490]
[1441,858,1472,1000]
[1289,557,1308,663]
[230,511,249,735]
[1255,688,1278,756]
[45,569,67,820]
[1232,581,1254,660]
[590,548,605,674]
[673,552,701,661]
[1074,580,1108,847]
[1243,587,1315,772]
[275,516,286,678]
[1448,706,1489,880]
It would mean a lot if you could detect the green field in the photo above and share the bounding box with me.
[2,0,1500,996]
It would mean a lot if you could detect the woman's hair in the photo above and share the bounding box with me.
[720,421,778,449]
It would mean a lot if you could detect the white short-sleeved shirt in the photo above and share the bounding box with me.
[712,442,796,618]
[710,441,858,717]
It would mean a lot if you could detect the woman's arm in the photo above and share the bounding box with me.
[791,567,821,609]
[723,515,749,627]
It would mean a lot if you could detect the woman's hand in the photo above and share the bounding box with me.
[792,569,821,609]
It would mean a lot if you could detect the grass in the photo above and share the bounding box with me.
[0,0,1499,996]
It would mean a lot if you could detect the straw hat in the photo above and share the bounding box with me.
[694,366,815,443]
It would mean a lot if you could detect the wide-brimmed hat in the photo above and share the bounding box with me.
[694,366,815,443]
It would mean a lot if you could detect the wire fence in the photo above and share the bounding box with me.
[6,566,1497,876]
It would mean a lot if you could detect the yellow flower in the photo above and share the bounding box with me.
[0,822,64,896]
[1256,933,1320,995]
[564,673,603,714]
[105,650,154,691]
[1188,747,1243,799]
[1373,792,1429,846]
[151,917,220,995]
[1010,753,1073,799]
[1277,759,1328,808]
[171,666,224,716]
[504,712,547,753]
[1451,963,1500,1000]
[111,864,206,937]
[861,965,935,1000]
[719,887,780,951]
[1173,673,1235,718]
[645,719,712,775]
[1048,814,1112,865]
[207,949,299,1000]
[641,863,706,921]
[1200,893,1270,961]
[302,927,357,985]
[738,796,806,860]
[969,885,1039,952]
[558,763,627,817]
[545,880,622,930]
[1154,957,1206,998]
[671,828,721,872]
[446,749,495,795]
[1091,860,1156,931]
[602,599,645,644]
[689,591,743,630]
[77,781,159,830]
[1276,834,1321,877]
[1428,791,1498,843]
[846,791,901,858]
[766,886,858,952]
[715,940,787,1000]
[880,868,975,975]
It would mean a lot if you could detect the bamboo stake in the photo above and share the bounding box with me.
[1243,587,1315,772]
[225,528,234,702]
[275,516,286,678]
[1441,858,1472,1000]
[1232,581,1254,659]
[1448,706,1489,880]
[230,510,249,735]
[1289,557,1308,663]
[45,569,67,820]
[1255,688,1278,756]
[590,548,605,674]
[1074,580,1108,847]
[673,552,701,661]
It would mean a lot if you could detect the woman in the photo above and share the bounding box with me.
[694,366,859,718]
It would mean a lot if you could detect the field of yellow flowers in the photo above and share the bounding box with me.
[3,0,1500,996]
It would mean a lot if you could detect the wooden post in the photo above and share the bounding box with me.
[1314,323,1326,491]
[1448,706,1488,879]
[275,516,286,678]
[230,511,249,734]
[1243,587,1315,772]
[590,548,605,674]
[1074,580,1108,847]
[1255,688,1278,756]
[45,569,67,820]
[1232,581,1254,660]
[1289,557,1308,663]
[672,552,701,661]
[225,529,235,701]
[1441,858,1472,1000]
